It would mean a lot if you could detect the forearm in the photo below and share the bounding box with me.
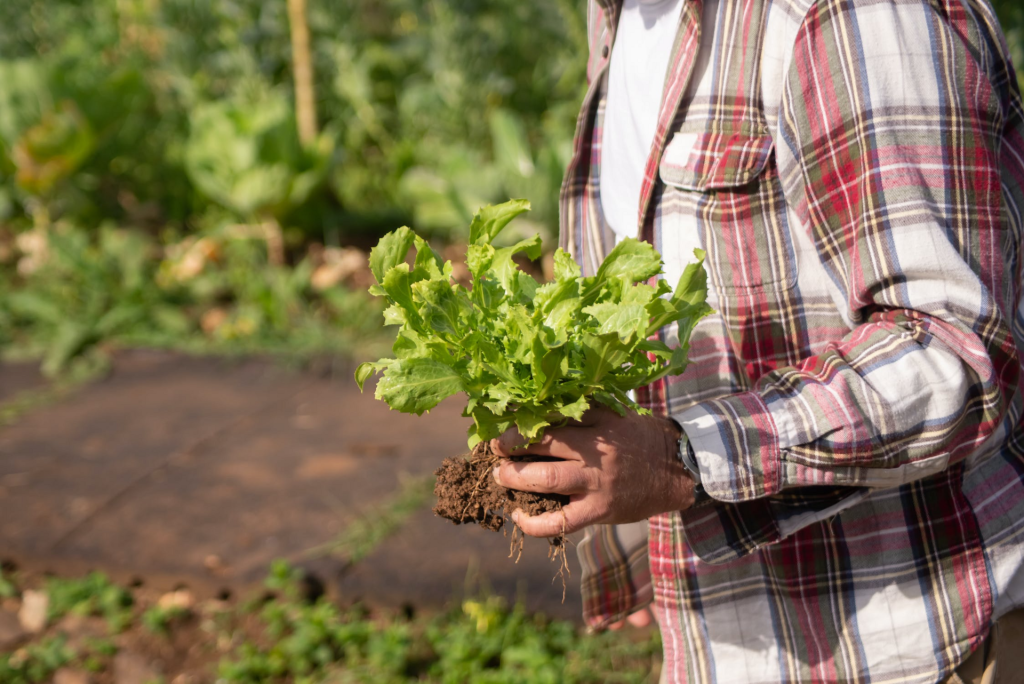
[676,307,1018,503]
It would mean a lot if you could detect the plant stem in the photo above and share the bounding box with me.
[287,0,318,146]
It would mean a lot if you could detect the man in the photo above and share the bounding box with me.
[491,0,1024,681]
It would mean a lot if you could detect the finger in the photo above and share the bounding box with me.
[512,502,600,537]
[493,460,589,495]
[578,403,620,427]
[627,609,652,628]
[492,427,529,457]
[491,427,585,459]
[608,620,625,631]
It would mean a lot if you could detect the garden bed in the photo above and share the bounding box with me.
[0,563,661,684]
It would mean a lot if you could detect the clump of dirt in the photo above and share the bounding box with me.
[433,441,566,531]
[433,441,570,591]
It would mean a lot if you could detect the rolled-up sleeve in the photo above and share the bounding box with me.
[678,0,1021,507]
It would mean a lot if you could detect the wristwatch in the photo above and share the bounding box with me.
[667,417,700,482]
[668,417,708,503]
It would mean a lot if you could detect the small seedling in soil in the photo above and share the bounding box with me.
[357,200,711,573]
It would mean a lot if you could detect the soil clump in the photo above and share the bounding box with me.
[433,441,570,576]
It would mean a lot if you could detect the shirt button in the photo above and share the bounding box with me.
[602,44,609,58]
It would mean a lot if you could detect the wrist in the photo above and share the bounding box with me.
[666,417,701,484]
[654,416,698,511]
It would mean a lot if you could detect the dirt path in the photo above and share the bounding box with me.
[0,350,582,620]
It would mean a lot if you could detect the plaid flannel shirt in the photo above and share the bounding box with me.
[560,0,1024,682]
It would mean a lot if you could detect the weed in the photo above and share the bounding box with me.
[0,564,659,683]
[0,569,17,599]
[305,474,435,564]
[142,604,190,636]
[45,572,134,634]
[217,561,659,684]
[0,355,107,428]
[0,636,75,684]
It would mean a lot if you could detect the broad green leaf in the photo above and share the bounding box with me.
[392,330,427,359]
[415,279,464,336]
[483,386,515,415]
[646,298,684,337]
[637,339,675,361]
[469,199,531,245]
[489,234,542,294]
[514,408,550,442]
[413,236,445,279]
[359,206,713,447]
[515,272,539,302]
[355,361,390,392]
[467,244,495,279]
[533,278,579,316]
[582,332,632,384]
[594,238,663,284]
[533,340,566,401]
[592,391,629,416]
[369,226,416,283]
[670,249,710,309]
[381,265,421,327]
[375,358,464,415]
[469,408,515,448]
[471,277,505,311]
[553,248,581,281]
[583,301,647,340]
[383,304,405,326]
[556,396,590,421]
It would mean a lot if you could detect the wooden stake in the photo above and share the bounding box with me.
[287,0,318,146]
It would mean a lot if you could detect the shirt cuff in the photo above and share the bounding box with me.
[675,392,784,503]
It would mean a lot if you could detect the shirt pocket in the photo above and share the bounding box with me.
[659,130,798,295]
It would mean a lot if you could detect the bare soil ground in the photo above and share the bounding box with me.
[0,350,581,621]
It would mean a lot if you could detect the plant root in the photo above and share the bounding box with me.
[433,441,569,598]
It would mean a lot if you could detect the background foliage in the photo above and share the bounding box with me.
[0,0,586,240]
[0,0,1020,373]
[0,0,589,369]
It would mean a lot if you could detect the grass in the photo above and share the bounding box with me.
[0,564,661,684]
[0,354,108,428]
[305,474,437,565]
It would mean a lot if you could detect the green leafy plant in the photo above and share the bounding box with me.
[0,635,75,684]
[0,569,17,599]
[6,225,191,376]
[45,572,134,634]
[306,474,436,564]
[142,604,190,636]
[218,561,658,684]
[184,86,335,264]
[356,200,712,448]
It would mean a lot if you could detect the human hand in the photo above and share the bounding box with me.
[490,406,696,538]
[608,607,653,631]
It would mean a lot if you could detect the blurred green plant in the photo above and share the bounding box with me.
[142,602,191,636]
[5,224,189,376]
[217,561,660,684]
[0,561,659,684]
[305,473,436,565]
[992,0,1024,93]
[12,102,95,202]
[0,220,386,375]
[45,572,135,634]
[0,0,588,242]
[185,86,336,263]
[0,635,76,684]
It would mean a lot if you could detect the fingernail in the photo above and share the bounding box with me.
[511,510,520,524]
[492,466,502,486]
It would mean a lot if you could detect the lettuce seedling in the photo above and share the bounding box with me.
[356,200,712,448]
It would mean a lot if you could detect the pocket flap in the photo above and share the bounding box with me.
[660,132,775,191]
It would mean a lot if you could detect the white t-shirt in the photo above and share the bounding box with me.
[599,0,685,241]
